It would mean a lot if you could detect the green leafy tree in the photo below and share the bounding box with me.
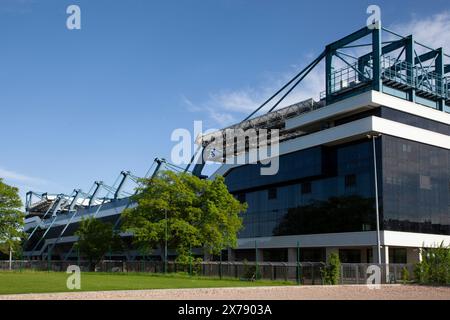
[0,179,25,258]
[75,217,122,271]
[122,171,247,263]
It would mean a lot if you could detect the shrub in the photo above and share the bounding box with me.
[401,267,410,284]
[242,259,261,281]
[414,242,450,285]
[175,254,203,275]
[321,253,341,285]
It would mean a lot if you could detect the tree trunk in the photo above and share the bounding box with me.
[159,242,167,272]
[89,259,95,272]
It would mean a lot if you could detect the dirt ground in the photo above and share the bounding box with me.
[0,285,449,300]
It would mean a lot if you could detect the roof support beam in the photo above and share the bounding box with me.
[88,181,103,207]
[372,26,382,92]
[327,26,372,50]
[114,171,130,200]
[405,35,416,102]
[436,48,445,111]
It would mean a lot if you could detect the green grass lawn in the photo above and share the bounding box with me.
[0,271,292,295]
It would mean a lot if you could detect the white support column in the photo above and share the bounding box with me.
[9,246,12,271]
[382,246,390,283]
[382,246,389,264]
[372,245,389,282]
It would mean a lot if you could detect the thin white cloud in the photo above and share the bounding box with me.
[0,166,71,205]
[181,95,202,112]
[209,89,260,113]
[206,107,237,126]
[0,167,49,186]
[391,11,450,52]
[0,167,57,204]
[182,60,325,127]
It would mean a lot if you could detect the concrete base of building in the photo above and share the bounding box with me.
[227,245,422,265]
[228,230,449,264]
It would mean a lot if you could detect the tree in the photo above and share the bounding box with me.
[122,171,247,263]
[0,178,25,260]
[75,217,122,271]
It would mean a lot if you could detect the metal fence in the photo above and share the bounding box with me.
[0,260,415,285]
[340,263,415,284]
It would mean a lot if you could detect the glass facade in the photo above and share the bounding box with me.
[382,136,450,235]
[224,109,450,238]
[225,140,378,238]
[381,107,450,135]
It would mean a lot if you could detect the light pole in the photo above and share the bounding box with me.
[367,133,382,264]
[9,244,13,271]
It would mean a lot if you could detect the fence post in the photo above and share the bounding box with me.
[219,251,223,280]
[284,264,288,282]
[189,243,192,277]
[47,247,52,272]
[77,247,80,268]
[394,265,397,283]
[296,241,300,285]
[255,241,259,281]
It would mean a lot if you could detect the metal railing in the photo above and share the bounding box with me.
[0,260,416,285]
[340,263,415,284]
[328,61,370,94]
[381,56,448,98]
[324,55,449,101]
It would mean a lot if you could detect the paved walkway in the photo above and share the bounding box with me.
[0,285,449,300]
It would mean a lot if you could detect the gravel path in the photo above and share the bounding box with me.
[0,285,449,300]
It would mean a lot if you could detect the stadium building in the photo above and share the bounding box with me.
[23,24,450,265]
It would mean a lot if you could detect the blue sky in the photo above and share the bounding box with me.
[0,0,449,201]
